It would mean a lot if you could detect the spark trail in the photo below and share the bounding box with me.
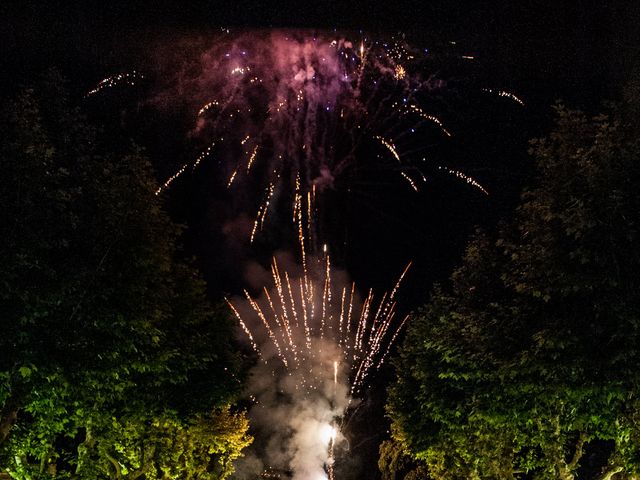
[483,88,525,106]
[227,253,411,397]
[86,71,144,97]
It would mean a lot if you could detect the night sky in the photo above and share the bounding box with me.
[2,1,638,478]
[2,0,635,103]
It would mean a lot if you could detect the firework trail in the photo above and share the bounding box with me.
[227,253,410,397]
[438,165,489,195]
[85,71,144,97]
[483,88,525,106]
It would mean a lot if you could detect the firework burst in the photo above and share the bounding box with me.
[226,252,410,397]
[147,31,490,244]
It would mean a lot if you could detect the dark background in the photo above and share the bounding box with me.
[2,1,638,478]
[2,0,637,114]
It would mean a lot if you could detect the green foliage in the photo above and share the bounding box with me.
[74,407,252,480]
[387,105,640,479]
[0,72,251,478]
[378,436,430,480]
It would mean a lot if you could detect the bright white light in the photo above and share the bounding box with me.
[319,424,337,445]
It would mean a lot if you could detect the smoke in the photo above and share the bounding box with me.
[245,346,350,479]
[230,252,354,479]
[226,244,411,478]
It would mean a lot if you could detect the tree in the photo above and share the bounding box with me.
[386,105,640,480]
[378,436,430,480]
[0,72,251,479]
[73,407,251,480]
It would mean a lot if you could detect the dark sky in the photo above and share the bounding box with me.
[2,3,637,477]
[2,0,636,310]
[2,0,636,102]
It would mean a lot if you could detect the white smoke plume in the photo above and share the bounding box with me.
[229,249,409,479]
[231,252,353,479]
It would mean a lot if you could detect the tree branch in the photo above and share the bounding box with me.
[105,453,123,480]
[597,466,623,480]
[0,410,18,446]
[567,432,588,470]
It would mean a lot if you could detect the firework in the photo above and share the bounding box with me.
[227,253,410,396]
[402,104,452,137]
[86,71,144,97]
[89,33,512,241]
[483,88,525,106]
[438,165,489,195]
[228,242,411,478]
[376,136,401,163]
[155,161,190,195]
[152,32,470,240]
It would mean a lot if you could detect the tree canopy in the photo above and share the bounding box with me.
[386,104,640,480]
[0,72,251,479]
